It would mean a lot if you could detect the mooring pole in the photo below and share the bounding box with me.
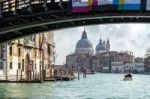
[85,67,86,78]
[78,66,80,80]
[61,68,63,82]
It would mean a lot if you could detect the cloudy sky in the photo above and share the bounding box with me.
[54,23,150,65]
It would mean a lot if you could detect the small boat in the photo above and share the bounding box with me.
[123,77,133,81]
[86,72,95,74]
[123,73,133,81]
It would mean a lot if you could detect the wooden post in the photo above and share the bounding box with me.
[33,70,34,80]
[83,67,85,78]
[43,70,45,80]
[78,66,80,80]
[49,69,51,78]
[72,66,74,80]
[70,65,74,80]
[29,70,31,81]
[61,68,63,82]
[54,69,57,81]
[85,67,86,78]
[40,65,41,80]
[16,70,18,81]
[83,66,86,78]
[40,64,43,82]
[21,70,22,80]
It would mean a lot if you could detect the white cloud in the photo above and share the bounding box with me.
[54,24,150,65]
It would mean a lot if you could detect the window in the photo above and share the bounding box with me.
[10,62,12,69]
[35,64,36,69]
[48,46,51,55]
[0,62,3,69]
[35,50,36,58]
[18,63,21,69]
[22,59,24,71]
[9,46,12,56]
[49,64,51,69]
[18,48,21,57]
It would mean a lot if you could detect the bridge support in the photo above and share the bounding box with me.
[0,10,2,18]
[43,0,48,11]
[27,0,32,13]
[0,2,3,18]
[59,0,63,9]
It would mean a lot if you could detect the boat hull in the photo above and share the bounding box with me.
[123,77,133,81]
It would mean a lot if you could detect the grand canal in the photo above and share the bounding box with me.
[0,73,150,99]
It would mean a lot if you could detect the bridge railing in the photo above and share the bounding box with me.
[0,0,66,18]
[0,0,62,12]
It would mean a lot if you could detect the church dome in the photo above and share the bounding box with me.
[96,39,106,51]
[75,29,93,54]
[96,44,106,50]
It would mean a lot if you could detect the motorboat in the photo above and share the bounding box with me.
[123,73,133,81]
[123,77,133,81]
[86,71,95,74]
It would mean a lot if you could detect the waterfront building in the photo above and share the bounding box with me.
[144,56,150,73]
[134,57,144,63]
[66,29,94,72]
[118,51,134,63]
[66,29,135,73]
[0,32,55,81]
[94,52,111,73]
[124,63,144,73]
[94,51,134,73]
[111,62,124,73]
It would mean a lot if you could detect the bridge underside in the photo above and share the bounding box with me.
[1,3,150,42]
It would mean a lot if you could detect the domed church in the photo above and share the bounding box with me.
[75,29,94,55]
[96,38,110,55]
[66,30,135,73]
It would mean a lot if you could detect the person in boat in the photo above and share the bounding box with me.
[125,73,132,78]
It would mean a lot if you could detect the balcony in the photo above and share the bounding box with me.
[34,43,39,48]
[10,40,16,44]
[18,39,24,45]
[24,40,35,48]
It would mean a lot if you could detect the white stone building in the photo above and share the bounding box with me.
[124,63,144,73]
[111,62,124,73]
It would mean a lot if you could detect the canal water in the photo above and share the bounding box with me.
[0,73,150,99]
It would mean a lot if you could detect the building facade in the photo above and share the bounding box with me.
[0,32,55,81]
[144,56,150,73]
[111,62,124,73]
[124,63,144,73]
[66,29,94,72]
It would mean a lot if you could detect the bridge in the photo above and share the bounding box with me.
[1,0,150,42]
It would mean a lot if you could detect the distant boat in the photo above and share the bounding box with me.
[86,71,95,74]
[123,77,133,81]
[123,73,133,81]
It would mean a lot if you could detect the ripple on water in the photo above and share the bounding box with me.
[0,73,149,99]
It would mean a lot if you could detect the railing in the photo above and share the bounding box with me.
[24,40,35,47]
[0,0,61,13]
[18,39,24,45]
